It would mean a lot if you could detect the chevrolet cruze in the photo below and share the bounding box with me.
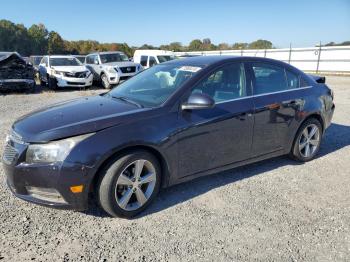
[2,56,335,218]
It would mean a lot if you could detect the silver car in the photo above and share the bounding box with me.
[85,51,143,89]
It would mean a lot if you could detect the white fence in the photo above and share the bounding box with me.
[175,46,350,74]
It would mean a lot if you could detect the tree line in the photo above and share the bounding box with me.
[0,20,276,57]
[9,19,348,58]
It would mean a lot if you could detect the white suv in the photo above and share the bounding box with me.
[85,52,142,89]
[38,55,93,89]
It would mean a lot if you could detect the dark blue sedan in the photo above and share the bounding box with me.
[2,56,335,217]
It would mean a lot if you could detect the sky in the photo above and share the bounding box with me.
[1,0,349,48]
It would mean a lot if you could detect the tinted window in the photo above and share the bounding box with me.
[251,62,287,94]
[140,56,148,66]
[157,55,176,63]
[300,76,309,87]
[149,56,157,67]
[191,63,246,103]
[286,70,299,89]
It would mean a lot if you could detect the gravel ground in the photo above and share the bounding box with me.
[0,77,349,261]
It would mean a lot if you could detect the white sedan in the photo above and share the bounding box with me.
[38,55,93,89]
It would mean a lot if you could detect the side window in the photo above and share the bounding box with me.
[86,56,93,64]
[251,62,287,94]
[140,56,148,67]
[299,76,309,87]
[285,70,299,89]
[93,55,99,64]
[149,56,157,67]
[191,63,246,103]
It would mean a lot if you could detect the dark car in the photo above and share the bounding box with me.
[2,56,334,217]
[0,52,36,92]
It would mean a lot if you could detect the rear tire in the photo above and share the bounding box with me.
[290,118,323,162]
[97,150,161,218]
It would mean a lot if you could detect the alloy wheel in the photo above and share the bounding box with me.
[115,159,157,211]
[101,75,109,88]
[298,124,320,158]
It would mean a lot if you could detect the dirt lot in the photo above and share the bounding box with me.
[0,77,349,261]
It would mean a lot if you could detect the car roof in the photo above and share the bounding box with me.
[165,55,297,68]
[134,50,174,55]
[87,51,125,56]
[46,55,77,58]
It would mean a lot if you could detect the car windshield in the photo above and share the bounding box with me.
[50,57,82,66]
[100,53,129,63]
[75,56,85,63]
[107,64,203,107]
[157,55,176,63]
[31,57,42,65]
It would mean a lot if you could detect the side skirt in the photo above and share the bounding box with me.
[168,149,285,187]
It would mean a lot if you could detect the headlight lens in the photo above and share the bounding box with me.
[108,67,117,73]
[52,70,63,76]
[26,133,94,163]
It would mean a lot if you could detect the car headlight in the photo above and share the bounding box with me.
[108,67,117,73]
[26,133,94,163]
[52,70,63,76]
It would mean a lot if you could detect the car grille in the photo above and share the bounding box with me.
[67,82,86,85]
[64,71,88,78]
[2,143,18,165]
[119,66,136,74]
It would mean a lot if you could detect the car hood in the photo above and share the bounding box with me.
[51,65,88,72]
[12,95,147,143]
[103,61,138,67]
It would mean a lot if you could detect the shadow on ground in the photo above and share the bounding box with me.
[84,122,350,218]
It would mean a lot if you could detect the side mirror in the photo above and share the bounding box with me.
[94,60,99,65]
[181,93,215,110]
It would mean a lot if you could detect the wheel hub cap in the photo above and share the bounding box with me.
[115,159,156,211]
[299,124,320,158]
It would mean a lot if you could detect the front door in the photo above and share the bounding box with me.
[177,62,254,178]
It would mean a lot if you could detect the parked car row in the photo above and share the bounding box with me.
[0,50,177,93]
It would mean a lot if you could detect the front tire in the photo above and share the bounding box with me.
[290,118,323,162]
[97,151,161,218]
[47,75,57,90]
[101,73,111,89]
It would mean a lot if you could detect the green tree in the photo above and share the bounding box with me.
[168,42,183,52]
[248,39,273,49]
[28,24,48,55]
[188,39,203,51]
[218,43,230,50]
[47,31,65,54]
[232,42,248,49]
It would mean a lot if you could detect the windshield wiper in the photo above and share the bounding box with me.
[110,95,144,108]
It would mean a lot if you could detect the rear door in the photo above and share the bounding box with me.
[247,61,309,156]
[177,62,254,177]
